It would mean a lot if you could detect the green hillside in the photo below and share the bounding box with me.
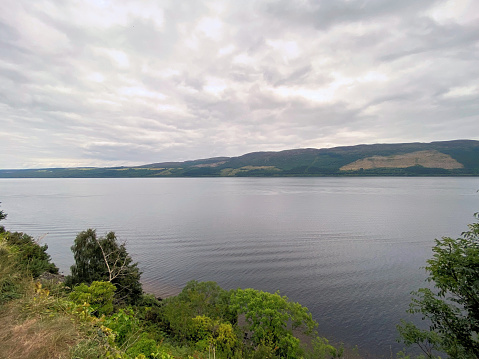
[1,140,479,178]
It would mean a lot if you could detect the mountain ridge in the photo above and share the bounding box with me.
[2,139,479,177]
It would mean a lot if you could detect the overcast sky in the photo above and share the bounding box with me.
[1,0,478,169]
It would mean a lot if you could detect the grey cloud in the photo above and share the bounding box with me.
[262,64,315,87]
[264,0,440,30]
[0,0,478,168]
[380,19,479,63]
[82,142,158,161]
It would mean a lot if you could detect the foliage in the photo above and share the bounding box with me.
[397,320,441,358]
[305,337,344,359]
[2,230,58,277]
[0,203,6,235]
[158,297,196,342]
[67,229,143,304]
[0,208,35,303]
[2,222,347,359]
[157,280,343,358]
[398,212,479,358]
[0,233,29,303]
[0,242,111,359]
[125,334,157,358]
[191,315,238,355]
[159,280,235,343]
[175,280,234,321]
[0,202,6,222]
[230,288,318,358]
[70,281,116,316]
[103,307,141,347]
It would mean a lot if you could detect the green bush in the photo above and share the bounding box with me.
[230,288,317,359]
[158,280,235,343]
[70,281,116,316]
[0,242,26,303]
[125,334,158,358]
[103,307,141,347]
[156,281,342,359]
[173,280,235,322]
[4,231,58,277]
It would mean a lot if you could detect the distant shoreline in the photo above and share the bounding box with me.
[2,140,479,177]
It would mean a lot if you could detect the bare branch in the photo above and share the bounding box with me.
[95,237,130,282]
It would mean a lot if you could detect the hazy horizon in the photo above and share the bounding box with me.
[1,138,476,170]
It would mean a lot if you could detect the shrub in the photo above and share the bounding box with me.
[125,334,158,358]
[3,231,58,277]
[69,281,116,316]
[230,288,318,359]
[103,307,141,347]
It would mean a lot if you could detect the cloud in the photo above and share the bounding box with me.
[0,0,478,168]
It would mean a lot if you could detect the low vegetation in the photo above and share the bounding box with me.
[2,202,478,358]
[0,206,345,359]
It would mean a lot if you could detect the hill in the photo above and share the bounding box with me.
[1,140,479,178]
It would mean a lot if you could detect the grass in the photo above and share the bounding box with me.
[0,304,78,359]
[0,232,109,359]
[0,284,115,359]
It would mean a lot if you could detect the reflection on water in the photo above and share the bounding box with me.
[1,177,478,356]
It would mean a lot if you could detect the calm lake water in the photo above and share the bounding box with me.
[1,177,478,356]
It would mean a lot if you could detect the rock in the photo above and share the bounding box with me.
[38,271,65,283]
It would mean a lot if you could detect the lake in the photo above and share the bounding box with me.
[1,177,478,356]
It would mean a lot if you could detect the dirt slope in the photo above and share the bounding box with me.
[340,150,463,171]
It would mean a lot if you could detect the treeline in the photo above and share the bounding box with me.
[2,165,479,178]
[2,139,479,178]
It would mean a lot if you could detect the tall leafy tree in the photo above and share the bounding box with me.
[68,229,142,304]
[230,288,318,358]
[398,212,479,358]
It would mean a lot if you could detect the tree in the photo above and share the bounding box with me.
[175,280,234,321]
[230,288,318,358]
[159,280,235,343]
[398,212,479,358]
[0,202,6,221]
[67,229,142,304]
[4,231,58,277]
[0,202,6,233]
[158,281,341,358]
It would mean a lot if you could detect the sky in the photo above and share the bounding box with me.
[1,0,478,169]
